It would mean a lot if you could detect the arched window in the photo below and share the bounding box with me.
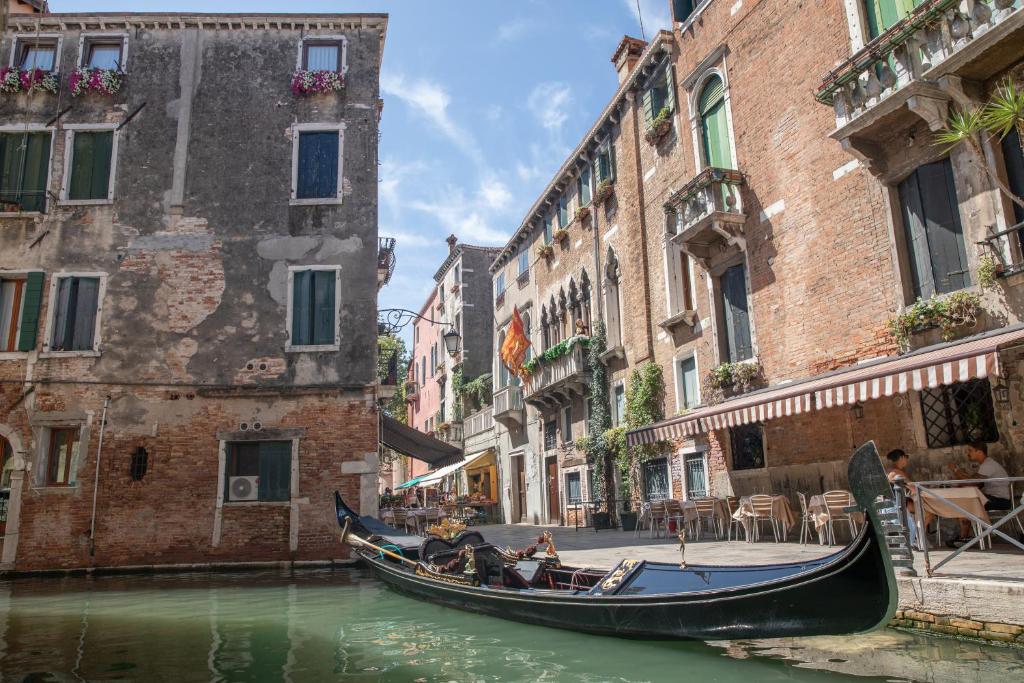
[549,295,560,346]
[497,329,509,388]
[1,435,13,489]
[540,306,551,349]
[605,248,624,350]
[558,289,569,341]
[698,75,734,171]
[580,270,592,333]
[568,279,580,336]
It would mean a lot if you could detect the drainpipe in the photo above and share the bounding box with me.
[88,395,111,557]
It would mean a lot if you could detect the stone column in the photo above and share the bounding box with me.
[1,455,28,567]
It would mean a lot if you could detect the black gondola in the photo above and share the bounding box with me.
[337,442,902,640]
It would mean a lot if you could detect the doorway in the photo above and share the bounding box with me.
[511,453,526,523]
[546,456,560,524]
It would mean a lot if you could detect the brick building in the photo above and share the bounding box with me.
[493,0,1024,525]
[0,12,389,571]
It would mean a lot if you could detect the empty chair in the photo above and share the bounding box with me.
[822,490,857,546]
[725,496,744,541]
[633,501,652,538]
[692,497,722,540]
[390,509,411,533]
[796,492,816,545]
[649,500,671,538]
[748,494,780,543]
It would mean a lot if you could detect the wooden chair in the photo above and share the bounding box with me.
[649,500,671,538]
[796,492,815,545]
[663,499,691,539]
[633,501,652,538]
[725,496,744,541]
[390,509,410,533]
[748,495,780,543]
[823,490,857,546]
[692,497,722,540]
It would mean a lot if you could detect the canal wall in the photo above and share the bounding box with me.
[894,575,1024,646]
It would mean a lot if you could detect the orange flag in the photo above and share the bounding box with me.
[501,308,531,382]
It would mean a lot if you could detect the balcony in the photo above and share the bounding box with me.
[815,1,1023,177]
[377,237,396,289]
[404,379,419,399]
[523,344,591,409]
[465,406,494,438]
[664,167,746,267]
[435,421,464,446]
[493,384,525,426]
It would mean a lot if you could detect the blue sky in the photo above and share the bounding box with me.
[52,1,671,344]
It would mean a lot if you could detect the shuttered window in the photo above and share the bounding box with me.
[296,131,340,200]
[0,132,52,213]
[642,65,675,127]
[50,276,100,352]
[863,0,923,39]
[1002,128,1024,228]
[672,0,696,21]
[721,264,753,362]
[678,356,699,410]
[0,279,25,352]
[595,144,616,183]
[68,131,114,201]
[699,76,733,170]
[898,158,969,299]
[577,165,591,206]
[290,269,336,347]
[225,441,292,502]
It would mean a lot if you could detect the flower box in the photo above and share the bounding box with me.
[553,228,569,243]
[0,68,59,95]
[644,107,673,146]
[536,243,555,259]
[450,282,460,294]
[575,206,590,223]
[69,67,123,97]
[291,69,345,96]
[595,180,614,205]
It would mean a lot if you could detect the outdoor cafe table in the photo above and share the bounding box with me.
[682,498,731,537]
[807,493,865,544]
[379,507,448,532]
[731,495,797,541]
[918,486,990,524]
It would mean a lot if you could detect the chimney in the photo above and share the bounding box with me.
[446,234,458,253]
[611,36,647,85]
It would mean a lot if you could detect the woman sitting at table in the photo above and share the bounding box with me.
[946,442,1011,546]
[886,449,933,550]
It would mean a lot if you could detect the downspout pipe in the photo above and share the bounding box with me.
[88,395,111,557]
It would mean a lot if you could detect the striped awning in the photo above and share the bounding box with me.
[627,325,1024,447]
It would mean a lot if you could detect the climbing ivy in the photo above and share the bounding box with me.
[451,365,465,423]
[460,373,493,412]
[579,322,616,522]
[621,362,666,503]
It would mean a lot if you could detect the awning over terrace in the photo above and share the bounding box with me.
[380,414,462,467]
[626,325,1024,447]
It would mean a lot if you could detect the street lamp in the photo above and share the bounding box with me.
[378,308,462,355]
[443,327,461,355]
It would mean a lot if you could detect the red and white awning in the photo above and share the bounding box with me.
[626,326,1023,447]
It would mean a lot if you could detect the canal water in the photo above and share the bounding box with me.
[0,568,1019,682]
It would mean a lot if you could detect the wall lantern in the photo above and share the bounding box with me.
[850,402,865,420]
[993,384,1011,404]
[443,327,461,356]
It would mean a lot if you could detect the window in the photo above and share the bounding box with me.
[595,142,616,183]
[672,0,697,22]
[301,40,344,71]
[730,423,765,470]
[438,283,445,304]
[685,452,707,498]
[291,126,344,203]
[45,427,80,486]
[543,213,554,244]
[421,356,427,383]
[677,357,699,411]
[562,406,573,443]
[62,128,115,202]
[1002,128,1024,231]
[129,446,148,481]
[522,312,533,363]
[565,471,582,504]
[224,441,292,502]
[605,248,624,349]
[698,75,734,170]
[558,195,569,228]
[497,330,509,388]
[517,250,529,278]
[495,272,506,300]
[612,384,625,426]
[862,0,921,40]
[719,263,753,363]
[898,158,969,299]
[48,276,101,353]
[1,435,13,489]
[453,264,461,285]
[81,36,125,70]
[15,38,58,71]
[0,131,52,213]
[920,379,999,449]
[642,64,676,129]
[577,165,591,206]
[665,240,695,318]
[430,345,437,377]
[1,273,42,352]
[543,419,558,451]
[289,268,337,349]
[642,458,670,501]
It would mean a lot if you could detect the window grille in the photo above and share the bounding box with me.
[730,423,765,470]
[129,446,148,481]
[920,379,998,449]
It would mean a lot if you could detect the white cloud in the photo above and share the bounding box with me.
[478,176,513,211]
[623,0,672,35]
[526,82,573,132]
[483,104,504,122]
[496,19,531,43]
[408,185,511,246]
[381,71,482,164]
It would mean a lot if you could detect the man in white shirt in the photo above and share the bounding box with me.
[950,442,1011,543]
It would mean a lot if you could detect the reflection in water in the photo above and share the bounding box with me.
[0,568,1016,682]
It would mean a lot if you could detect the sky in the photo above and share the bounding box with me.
[51,1,672,345]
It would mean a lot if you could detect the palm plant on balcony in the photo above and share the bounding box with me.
[935,79,1024,214]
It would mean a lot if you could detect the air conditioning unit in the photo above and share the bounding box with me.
[228,476,259,501]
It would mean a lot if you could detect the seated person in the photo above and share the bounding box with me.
[885,449,932,550]
[947,441,1012,545]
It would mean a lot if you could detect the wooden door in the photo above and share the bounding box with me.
[546,457,560,524]
[513,455,526,522]
[721,264,752,362]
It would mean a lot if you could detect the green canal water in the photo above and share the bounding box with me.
[0,568,1019,682]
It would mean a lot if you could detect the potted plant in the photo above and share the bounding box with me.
[575,205,591,223]
[553,227,569,243]
[595,179,614,205]
[69,67,124,96]
[644,107,673,145]
[290,69,345,96]
[536,243,555,259]
[619,498,638,531]
[0,67,59,95]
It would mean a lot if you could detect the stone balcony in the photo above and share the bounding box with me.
[464,406,494,438]
[523,345,591,409]
[436,421,463,446]
[664,167,746,267]
[815,1,1023,178]
[492,384,524,427]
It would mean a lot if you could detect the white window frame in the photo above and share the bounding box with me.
[0,123,56,216]
[0,268,43,359]
[680,446,709,501]
[289,123,346,206]
[77,32,129,71]
[674,354,701,413]
[285,265,342,352]
[41,271,107,358]
[32,424,87,489]
[295,35,349,74]
[663,217,698,321]
[611,380,626,427]
[59,123,119,205]
[9,33,63,71]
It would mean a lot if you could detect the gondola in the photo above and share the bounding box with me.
[336,442,902,640]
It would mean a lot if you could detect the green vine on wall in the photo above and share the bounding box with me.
[451,365,465,423]
[579,322,615,521]
[460,373,493,412]
[886,291,982,352]
[621,363,666,503]
[522,335,589,374]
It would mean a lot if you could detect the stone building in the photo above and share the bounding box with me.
[0,11,389,571]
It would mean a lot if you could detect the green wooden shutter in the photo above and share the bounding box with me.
[17,271,44,351]
[642,88,654,127]
[22,133,50,212]
[864,0,921,39]
[722,264,752,362]
[918,159,969,295]
[700,78,733,170]
[609,143,617,181]
[1003,128,1024,225]
[291,270,312,346]
[258,441,292,501]
[312,269,336,345]
[69,131,113,200]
